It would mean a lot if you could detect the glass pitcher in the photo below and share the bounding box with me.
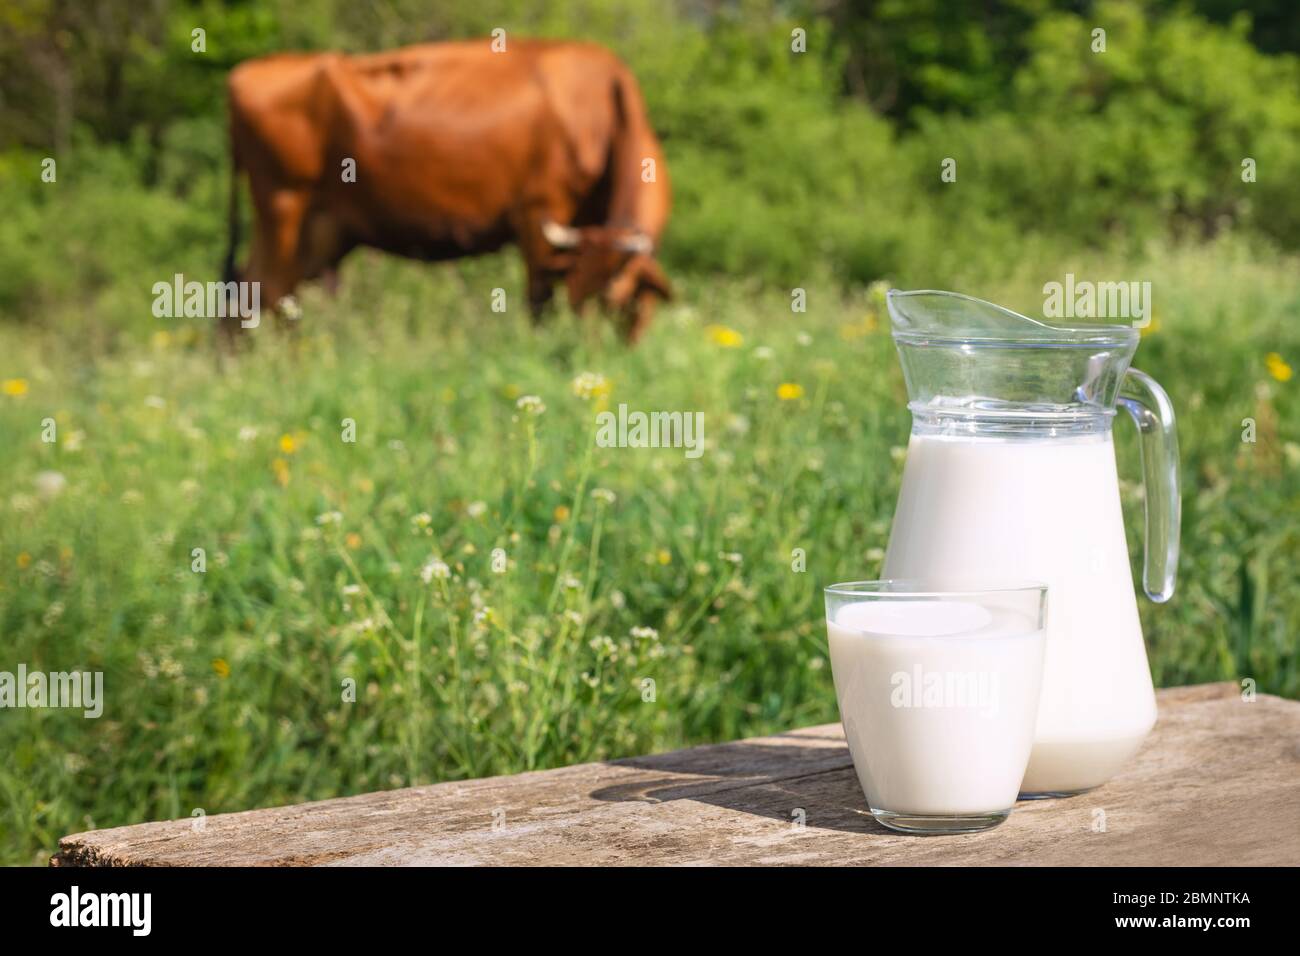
[881,290,1179,796]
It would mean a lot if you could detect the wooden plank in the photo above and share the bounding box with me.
[53,682,1300,866]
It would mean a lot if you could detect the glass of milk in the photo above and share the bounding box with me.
[824,580,1048,834]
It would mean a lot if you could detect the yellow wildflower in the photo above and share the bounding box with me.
[839,315,878,340]
[867,279,891,309]
[1266,352,1293,382]
[656,548,672,565]
[345,532,362,550]
[278,433,300,454]
[553,504,570,523]
[2,378,29,397]
[776,383,805,401]
[706,325,744,348]
[212,658,231,679]
[16,551,32,569]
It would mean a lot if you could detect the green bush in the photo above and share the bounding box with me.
[3,0,1298,318]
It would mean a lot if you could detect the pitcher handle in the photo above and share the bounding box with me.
[1117,368,1181,602]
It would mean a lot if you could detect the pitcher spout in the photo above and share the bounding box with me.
[887,289,1110,344]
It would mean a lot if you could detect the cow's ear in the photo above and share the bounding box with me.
[635,256,672,301]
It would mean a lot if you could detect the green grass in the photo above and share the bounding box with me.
[1,239,1297,865]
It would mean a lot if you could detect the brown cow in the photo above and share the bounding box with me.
[223,39,671,342]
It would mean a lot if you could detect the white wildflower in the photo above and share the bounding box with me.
[570,372,609,400]
[516,395,546,417]
[34,471,66,500]
[726,414,750,435]
[421,558,451,582]
[278,295,303,321]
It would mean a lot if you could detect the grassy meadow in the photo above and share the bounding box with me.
[1,239,1298,864]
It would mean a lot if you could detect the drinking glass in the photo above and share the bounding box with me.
[824,580,1048,834]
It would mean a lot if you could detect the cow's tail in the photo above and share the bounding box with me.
[223,125,242,285]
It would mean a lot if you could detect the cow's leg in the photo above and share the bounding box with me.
[512,200,573,324]
[526,262,557,322]
[320,267,341,296]
[301,208,347,295]
[626,288,659,345]
[243,186,310,333]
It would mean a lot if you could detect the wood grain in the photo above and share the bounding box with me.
[53,682,1300,866]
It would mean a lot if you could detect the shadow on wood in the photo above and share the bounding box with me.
[591,739,894,834]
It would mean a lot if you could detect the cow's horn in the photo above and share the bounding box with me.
[541,220,580,248]
[614,231,654,255]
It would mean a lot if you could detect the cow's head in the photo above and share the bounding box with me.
[543,221,671,340]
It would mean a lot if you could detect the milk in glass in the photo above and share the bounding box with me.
[828,598,1045,816]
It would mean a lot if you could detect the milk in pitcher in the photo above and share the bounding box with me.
[883,431,1156,793]
[883,289,1180,796]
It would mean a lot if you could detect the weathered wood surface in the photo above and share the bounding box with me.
[54,682,1300,866]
